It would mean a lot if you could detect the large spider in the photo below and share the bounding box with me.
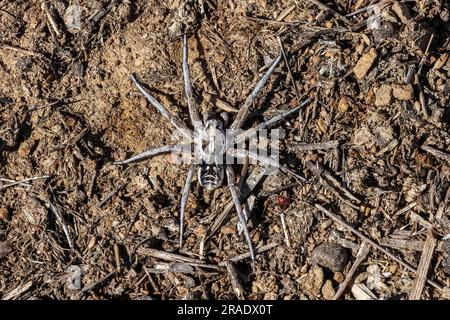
[115,34,309,269]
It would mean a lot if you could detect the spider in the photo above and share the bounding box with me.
[115,34,309,269]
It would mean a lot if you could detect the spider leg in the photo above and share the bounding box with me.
[231,53,282,130]
[130,74,194,139]
[183,34,203,131]
[179,163,196,248]
[114,144,191,165]
[225,165,256,271]
[230,149,307,182]
[235,99,311,144]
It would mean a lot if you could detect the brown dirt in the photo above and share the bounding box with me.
[0,0,449,300]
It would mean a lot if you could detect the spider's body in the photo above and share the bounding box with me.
[195,112,227,190]
[116,34,309,269]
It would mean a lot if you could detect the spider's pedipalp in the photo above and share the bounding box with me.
[225,165,256,272]
[231,53,282,130]
[179,163,196,248]
[130,74,194,139]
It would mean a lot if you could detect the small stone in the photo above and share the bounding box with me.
[321,280,336,300]
[353,48,378,79]
[337,96,351,113]
[392,2,412,24]
[375,84,393,106]
[442,287,450,300]
[0,242,12,259]
[392,84,414,100]
[333,272,345,283]
[220,225,236,235]
[312,242,350,272]
[309,265,324,293]
[433,53,449,70]
[18,140,33,157]
[0,206,9,221]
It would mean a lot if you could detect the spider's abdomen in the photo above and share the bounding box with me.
[198,163,224,190]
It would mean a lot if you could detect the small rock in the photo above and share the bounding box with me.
[392,2,412,24]
[312,242,350,272]
[375,84,393,106]
[353,48,378,79]
[64,5,82,31]
[337,96,351,113]
[321,280,335,300]
[0,242,12,259]
[220,225,236,235]
[0,206,9,221]
[333,272,344,283]
[433,53,449,70]
[392,84,414,100]
[305,264,324,294]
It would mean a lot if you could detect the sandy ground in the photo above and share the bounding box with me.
[0,0,449,300]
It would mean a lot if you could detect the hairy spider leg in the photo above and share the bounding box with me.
[179,163,196,247]
[183,34,203,131]
[231,53,282,130]
[114,144,192,165]
[129,74,194,140]
[234,98,311,144]
[226,165,256,271]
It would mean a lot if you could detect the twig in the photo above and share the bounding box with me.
[1,281,33,300]
[333,241,370,300]
[0,175,50,190]
[308,0,351,25]
[421,145,450,162]
[280,211,291,247]
[137,247,221,270]
[1,45,47,60]
[257,182,300,198]
[137,247,203,264]
[277,36,303,107]
[41,1,62,37]
[289,140,339,151]
[79,270,116,296]
[409,230,436,300]
[393,201,417,216]
[88,1,114,25]
[218,243,278,266]
[45,200,74,250]
[306,161,361,209]
[225,261,245,300]
[114,243,121,273]
[97,180,128,208]
[313,203,443,292]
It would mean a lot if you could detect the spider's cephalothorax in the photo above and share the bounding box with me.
[115,34,309,270]
[196,112,227,190]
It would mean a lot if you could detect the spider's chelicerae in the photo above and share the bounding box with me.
[116,34,309,269]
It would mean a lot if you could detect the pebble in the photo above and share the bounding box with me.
[375,84,393,106]
[312,242,350,272]
[0,242,12,259]
[321,280,336,300]
[392,2,412,24]
[353,48,378,79]
[392,84,414,100]
[337,96,351,113]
